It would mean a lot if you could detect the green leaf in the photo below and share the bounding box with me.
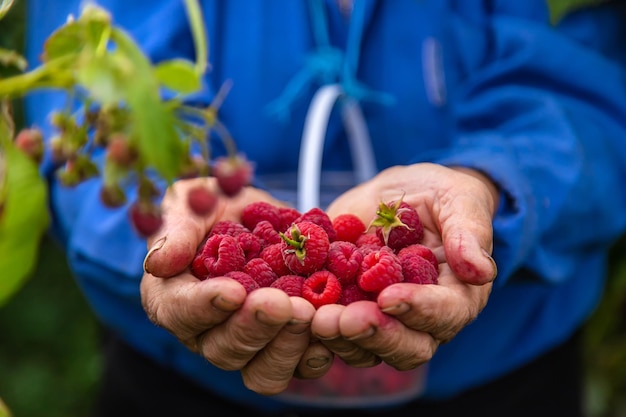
[0,48,27,72]
[0,145,49,307]
[183,0,209,74]
[110,28,185,182]
[0,0,15,21]
[154,59,201,95]
[130,91,184,182]
[42,5,110,62]
[0,397,11,417]
[75,51,127,105]
[42,20,84,62]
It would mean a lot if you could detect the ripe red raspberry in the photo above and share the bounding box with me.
[241,201,282,231]
[236,232,263,261]
[325,241,364,285]
[397,244,438,271]
[243,257,278,287]
[212,154,253,197]
[196,234,246,277]
[281,221,330,276]
[190,251,210,279]
[270,274,305,297]
[225,271,260,294]
[106,133,137,167]
[398,252,439,285]
[252,220,282,246]
[187,184,218,216]
[338,283,375,306]
[278,206,302,232]
[355,232,384,256]
[332,213,366,244]
[129,201,163,238]
[14,127,44,164]
[209,220,250,237]
[370,199,424,251]
[302,270,342,309]
[259,243,292,276]
[295,207,337,242]
[357,246,404,293]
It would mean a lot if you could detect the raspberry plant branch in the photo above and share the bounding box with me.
[184,0,209,75]
[0,0,253,304]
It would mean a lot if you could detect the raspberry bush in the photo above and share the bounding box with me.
[0,0,252,304]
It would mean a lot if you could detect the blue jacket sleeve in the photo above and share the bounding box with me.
[431,1,626,286]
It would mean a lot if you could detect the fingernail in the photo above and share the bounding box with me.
[482,249,498,280]
[315,334,339,341]
[381,302,410,315]
[255,310,286,326]
[286,319,310,335]
[211,295,242,312]
[143,236,167,274]
[306,356,330,369]
[346,326,376,341]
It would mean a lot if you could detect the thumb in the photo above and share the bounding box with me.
[441,168,499,285]
[144,179,224,278]
[443,224,497,285]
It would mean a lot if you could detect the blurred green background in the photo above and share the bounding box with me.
[0,0,625,416]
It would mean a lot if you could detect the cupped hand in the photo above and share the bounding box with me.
[315,163,498,370]
[141,177,332,394]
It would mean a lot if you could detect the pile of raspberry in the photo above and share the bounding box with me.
[190,199,439,308]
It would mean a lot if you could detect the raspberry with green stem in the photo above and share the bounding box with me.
[368,195,423,251]
[280,221,330,275]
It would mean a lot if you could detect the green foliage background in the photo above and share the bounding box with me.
[0,0,624,416]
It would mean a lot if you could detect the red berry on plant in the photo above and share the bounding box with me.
[14,127,44,164]
[106,133,137,167]
[129,201,163,238]
[302,270,342,309]
[212,154,253,197]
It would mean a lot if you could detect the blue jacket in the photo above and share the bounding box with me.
[24,0,626,412]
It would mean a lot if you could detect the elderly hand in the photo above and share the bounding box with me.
[313,163,498,371]
[141,177,332,395]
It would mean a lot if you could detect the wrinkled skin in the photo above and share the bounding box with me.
[141,163,499,394]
